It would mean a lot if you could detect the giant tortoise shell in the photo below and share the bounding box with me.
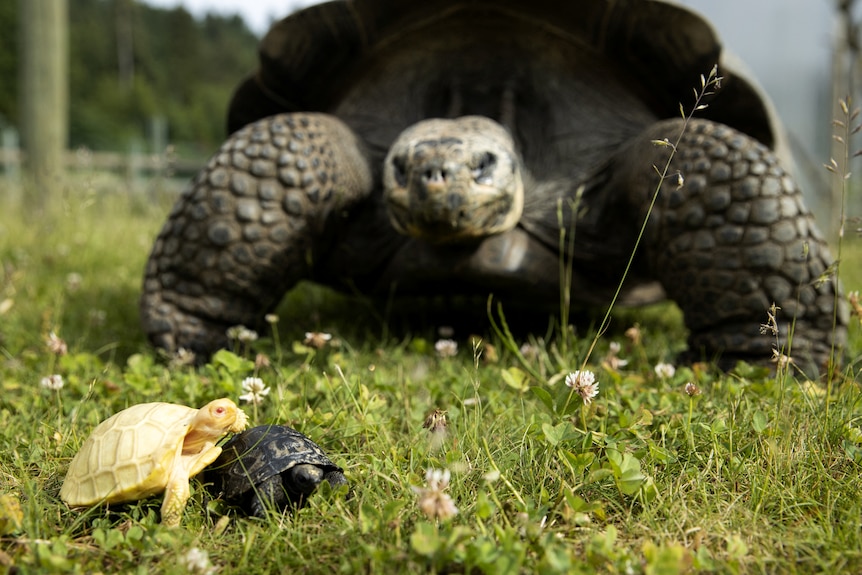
[60,399,248,527]
[141,0,846,372]
[203,425,348,517]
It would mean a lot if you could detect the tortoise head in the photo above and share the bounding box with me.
[383,116,524,244]
[284,463,326,497]
[183,398,248,454]
[283,465,349,507]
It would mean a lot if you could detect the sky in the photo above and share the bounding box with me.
[141,0,315,35]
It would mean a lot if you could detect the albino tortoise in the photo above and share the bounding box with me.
[60,399,248,527]
[141,0,847,372]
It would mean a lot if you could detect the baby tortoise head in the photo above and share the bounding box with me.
[383,116,524,244]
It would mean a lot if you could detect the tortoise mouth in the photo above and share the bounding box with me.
[386,191,519,243]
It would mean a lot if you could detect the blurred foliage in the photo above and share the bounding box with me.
[0,0,260,154]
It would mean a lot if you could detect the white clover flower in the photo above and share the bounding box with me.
[264,314,279,324]
[434,339,458,358]
[519,342,538,360]
[65,272,83,293]
[254,353,271,369]
[169,347,197,368]
[227,325,259,343]
[40,374,64,391]
[89,309,106,326]
[654,362,676,379]
[625,324,642,346]
[45,332,68,356]
[604,341,628,370]
[427,468,450,490]
[239,376,270,405]
[238,328,258,343]
[483,469,501,483]
[565,370,599,406]
[304,331,333,349]
[180,547,216,575]
[413,468,459,521]
[565,370,595,389]
[684,382,701,397]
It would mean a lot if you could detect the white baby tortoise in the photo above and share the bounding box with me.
[60,399,248,527]
[141,0,847,374]
[203,425,348,518]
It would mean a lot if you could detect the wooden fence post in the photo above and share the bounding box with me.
[18,0,68,213]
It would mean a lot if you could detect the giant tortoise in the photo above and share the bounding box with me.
[141,0,847,371]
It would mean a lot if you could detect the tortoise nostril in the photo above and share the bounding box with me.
[422,168,446,184]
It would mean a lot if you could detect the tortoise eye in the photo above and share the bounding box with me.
[215,407,226,415]
[471,152,496,185]
[391,156,408,187]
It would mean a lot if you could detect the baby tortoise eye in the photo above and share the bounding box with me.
[471,152,497,185]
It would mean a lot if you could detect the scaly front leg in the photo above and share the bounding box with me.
[612,118,847,375]
[141,114,373,357]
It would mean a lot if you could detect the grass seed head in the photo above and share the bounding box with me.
[760,303,780,336]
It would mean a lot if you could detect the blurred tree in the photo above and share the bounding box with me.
[1,0,259,156]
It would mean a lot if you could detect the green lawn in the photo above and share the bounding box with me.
[1,173,861,574]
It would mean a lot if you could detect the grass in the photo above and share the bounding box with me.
[0,168,861,575]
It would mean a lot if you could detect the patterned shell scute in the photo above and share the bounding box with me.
[212,425,340,499]
[61,402,197,506]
